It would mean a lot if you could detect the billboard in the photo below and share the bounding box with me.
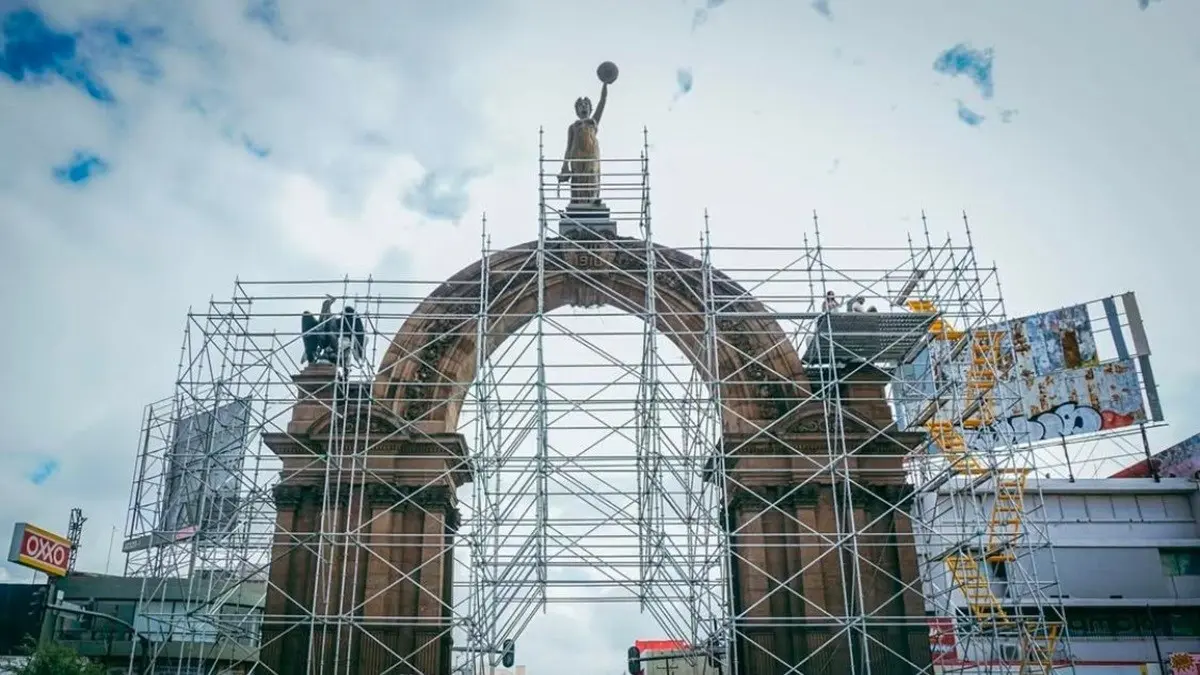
[159,398,252,543]
[631,640,720,675]
[7,523,71,577]
[1111,431,1200,479]
[963,360,1146,452]
[893,296,1157,451]
[1172,654,1200,675]
[928,617,959,665]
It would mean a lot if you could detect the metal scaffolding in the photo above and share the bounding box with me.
[119,131,1164,675]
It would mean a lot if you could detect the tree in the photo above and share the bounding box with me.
[1,640,107,675]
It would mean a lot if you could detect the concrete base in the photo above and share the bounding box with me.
[559,201,616,238]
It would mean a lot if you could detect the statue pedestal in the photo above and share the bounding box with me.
[559,201,616,238]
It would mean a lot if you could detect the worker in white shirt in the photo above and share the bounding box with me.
[822,291,840,312]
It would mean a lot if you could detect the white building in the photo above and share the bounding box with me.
[917,476,1200,673]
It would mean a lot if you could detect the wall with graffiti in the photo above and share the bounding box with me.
[892,295,1158,452]
[1112,431,1200,479]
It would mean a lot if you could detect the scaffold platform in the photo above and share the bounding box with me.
[802,310,937,365]
[114,130,1149,675]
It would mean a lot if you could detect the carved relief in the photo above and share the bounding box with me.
[726,483,910,512]
[390,238,806,426]
[273,484,321,507]
[728,484,822,510]
[312,407,402,438]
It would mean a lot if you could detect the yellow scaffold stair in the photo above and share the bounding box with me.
[908,299,1062,672]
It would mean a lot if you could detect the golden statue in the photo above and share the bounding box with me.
[558,62,618,206]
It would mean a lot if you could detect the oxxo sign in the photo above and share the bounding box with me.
[7,522,71,577]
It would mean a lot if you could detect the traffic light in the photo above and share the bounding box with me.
[706,644,722,669]
[706,635,724,669]
[27,585,47,620]
[626,645,642,675]
[501,638,515,669]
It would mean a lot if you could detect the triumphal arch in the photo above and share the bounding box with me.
[258,66,931,675]
[259,234,931,674]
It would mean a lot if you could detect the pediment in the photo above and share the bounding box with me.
[780,405,876,437]
[306,405,407,441]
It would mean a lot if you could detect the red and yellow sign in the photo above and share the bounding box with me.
[634,640,690,654]
[7,522,71,577]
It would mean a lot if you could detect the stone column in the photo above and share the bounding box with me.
[723,410,931,673]
[261,364,468,675]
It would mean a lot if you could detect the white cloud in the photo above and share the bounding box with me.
[2,0,1199,673]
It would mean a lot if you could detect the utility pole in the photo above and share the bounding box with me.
[46,604,151,674]
[37,508,86,648]
[67,508,86,573]
[1147,604,1166,671]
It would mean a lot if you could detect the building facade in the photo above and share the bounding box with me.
[917,476,1200,672]
[0,572,264,674]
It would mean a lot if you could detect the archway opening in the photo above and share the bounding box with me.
[452,305,728,674]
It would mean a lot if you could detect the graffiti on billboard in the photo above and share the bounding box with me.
[891,301,1149,449]
[1008,303,1099,378]
[1112,431,1200,479]
[1171,653,1200,675]
[964,360,1147,451]
[928,617,959,665]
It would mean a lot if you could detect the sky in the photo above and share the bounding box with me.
[1,0,1199,672]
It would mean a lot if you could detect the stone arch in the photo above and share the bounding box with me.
[372,236,815,435]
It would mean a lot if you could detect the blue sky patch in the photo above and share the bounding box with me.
[243,136,271,158]
[77,18,166,84]
[676,68,694,96]
[692,0,727,30]
[246,0,285,39]
[53,151,110,186]
[1,7,165,102]
[956,100,985,126]
[403,169,484,222]
[933,43,995,99]
[1,7,114,102]
[28,459,59,486]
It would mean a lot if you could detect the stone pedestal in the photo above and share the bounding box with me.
[260,364,468,675]
[723,412,931,674]
[559,201,616,238]
[726,482,930,674]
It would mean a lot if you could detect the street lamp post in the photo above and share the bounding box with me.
[44,604,151,674]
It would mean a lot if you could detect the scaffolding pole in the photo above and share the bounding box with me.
[118,133,1179,675]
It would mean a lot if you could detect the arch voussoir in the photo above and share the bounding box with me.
[373,237,814,435]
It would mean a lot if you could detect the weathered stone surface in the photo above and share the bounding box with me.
[262,240,929,674]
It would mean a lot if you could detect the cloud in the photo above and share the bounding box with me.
[933,42,995,99]
[0,0,514,589]
[3,2,1199,674]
